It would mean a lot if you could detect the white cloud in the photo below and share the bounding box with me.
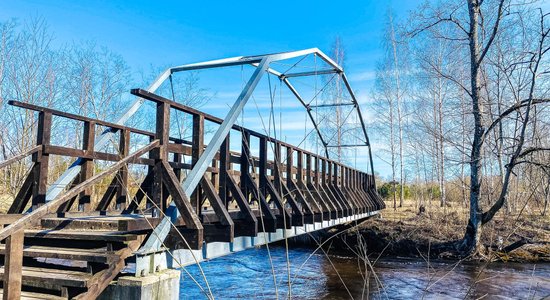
[348,70,376,82]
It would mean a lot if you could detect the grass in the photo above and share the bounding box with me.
[347,199,550,262]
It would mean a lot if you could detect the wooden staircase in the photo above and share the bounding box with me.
[0,215,151,299]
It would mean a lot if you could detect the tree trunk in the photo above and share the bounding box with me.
[461,0,485,255]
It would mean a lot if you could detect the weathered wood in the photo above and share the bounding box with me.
[200,176,233,227]
[160,161,203,233]
[0,265,93,288]
[259,137,291,228]
[219,136,230,207]
[24,229,139,242]
[0,244,114,263]
[0,140,160,241]
[244,172,277,232]
[3,229,23,300]
[0,289,66,300]
[226,174,257,227]
[95,175,119,211]
[191,114,204,214]
[73,235,145,300]
[7,164,36,214]
[32,111,52,209]
[0,146,40,170]
[115,129,130,210]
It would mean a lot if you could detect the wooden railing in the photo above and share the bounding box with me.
[0,89,383,298]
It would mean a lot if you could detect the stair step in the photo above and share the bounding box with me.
[0,266,92,288]
[0,289,65,300]
[40,215,159,231]
[24,229,140,242]
[0,245,113,263]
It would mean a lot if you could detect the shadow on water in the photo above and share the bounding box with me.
[179,246,550,299]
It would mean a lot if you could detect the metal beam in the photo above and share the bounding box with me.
[281,78,330,158]
[326,144,368,148]
[280,69,338,78]
[308,102,355,109]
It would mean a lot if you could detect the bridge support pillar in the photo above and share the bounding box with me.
[99,269,180,300]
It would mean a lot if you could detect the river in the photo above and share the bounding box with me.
[179,246,550,299]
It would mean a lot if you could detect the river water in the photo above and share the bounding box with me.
[179,246,550,299]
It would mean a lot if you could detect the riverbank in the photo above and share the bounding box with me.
[330,200,550,262]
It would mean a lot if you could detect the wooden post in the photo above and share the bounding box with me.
[32,111,52,209]
[259,137,268,196]
[116,129,130,210]
[240,131,251,202]
[3,230,24,300]
[78,121,95,212]
[152,102,170,214]
[191,114,204,214]
[219,135,230,207]
[273,143,282,188]
[296,150,303,185]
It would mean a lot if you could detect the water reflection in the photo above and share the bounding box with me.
[179,246,550,299]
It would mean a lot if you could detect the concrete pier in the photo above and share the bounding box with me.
[99,269,181,300]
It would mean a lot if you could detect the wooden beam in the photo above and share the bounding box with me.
[2,229,24,300]
[160,161,203,231]
[191,114,204,214]
[32,111,52,209]
[0,140,160,241]
[0,146,40,170]
[79,121,95,212]
[7,164,36,214]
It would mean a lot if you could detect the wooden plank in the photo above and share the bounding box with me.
[95,175,118,211]
[160,161,203,232]
[226,175,257,224]
[0,215,23,225]
[3,229,23,300]
[200,176,233,227]
[7,164,36,214]
[40,216,160,232]
[0,140,160,242]
[244,173,276,232]
[0,289,65,300]
[0,146,40,170]
[0,244,114,263]
[24,230,139,242]
[259,137,291,228]
[73,236,145,300]
[123,171,153,214]
[0,266,92,288]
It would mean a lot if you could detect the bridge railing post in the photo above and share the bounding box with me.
[2,229,24,300]
[78,121,95,212]
[152,101,170,215]
[191,114,204,215]
[32,111,52,210]
[115,129,130,211]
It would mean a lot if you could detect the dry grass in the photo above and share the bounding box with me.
[350,199,550,262]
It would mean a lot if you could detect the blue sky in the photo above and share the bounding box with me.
[1,0,422,177]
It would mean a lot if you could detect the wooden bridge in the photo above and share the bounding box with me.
[0,49,384,299]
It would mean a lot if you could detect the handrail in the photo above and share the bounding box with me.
[131,89,369,174]
[0,140,159,241]
[0,146,40,170]
[8,101,191,146]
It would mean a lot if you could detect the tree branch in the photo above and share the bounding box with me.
[477,0,506,65]
[481,98,550,144]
